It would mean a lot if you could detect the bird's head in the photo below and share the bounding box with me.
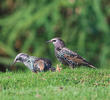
[13,53,29,65]
[47,37,65,49]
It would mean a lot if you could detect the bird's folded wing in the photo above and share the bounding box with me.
[34,60,45,71]
[64,54,85,64]
[63,48,86,64]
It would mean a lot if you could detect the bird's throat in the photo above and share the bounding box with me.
[56,47,62,51]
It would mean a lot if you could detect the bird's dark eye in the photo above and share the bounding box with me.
[16,57,22,62]
[27,60,30,63]
[19,57,22,61]
[16,58,19,61]
[52,40,56,42]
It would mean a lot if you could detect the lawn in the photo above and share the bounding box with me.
[0,68,110,100]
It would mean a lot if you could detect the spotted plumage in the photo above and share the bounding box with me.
[47,37,95,68]
[13,53,55,72]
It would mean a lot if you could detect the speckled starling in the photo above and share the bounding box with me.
[13,53,55,72]
[47,37,95,68]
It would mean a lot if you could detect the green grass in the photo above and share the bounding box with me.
[0,68,110,100]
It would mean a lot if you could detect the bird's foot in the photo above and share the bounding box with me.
[32,70,38,74]
[56,64,62,72]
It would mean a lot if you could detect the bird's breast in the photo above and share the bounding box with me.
[55,49,64,59]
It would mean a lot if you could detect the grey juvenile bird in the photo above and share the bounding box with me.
[47,37,95,68]
[13,53,55,72]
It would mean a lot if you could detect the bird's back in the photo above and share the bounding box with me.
[32,57,55,72]
[55,47,95,68]
[55,47,78,65]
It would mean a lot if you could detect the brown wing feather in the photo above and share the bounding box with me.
[64,53,95,68]
[64,54,85,64]
[34,60,45,71]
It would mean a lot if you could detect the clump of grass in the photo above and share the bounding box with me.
[0,68,110,100]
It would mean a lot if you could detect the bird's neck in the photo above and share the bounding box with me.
[23,57,34,70]
[55,47,63,51]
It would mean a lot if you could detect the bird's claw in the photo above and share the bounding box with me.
[56,64,62,72]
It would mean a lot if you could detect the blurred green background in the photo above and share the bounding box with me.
[0,0,110,71]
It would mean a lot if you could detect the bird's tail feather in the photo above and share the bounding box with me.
[83,60,96,69]
[87,64,96,69]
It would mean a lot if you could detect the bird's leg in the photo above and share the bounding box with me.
[69,66,74,69]
[32,71,34,78]
[69,64,75,69]
[32,70,38,74]
[56,64,62,72]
